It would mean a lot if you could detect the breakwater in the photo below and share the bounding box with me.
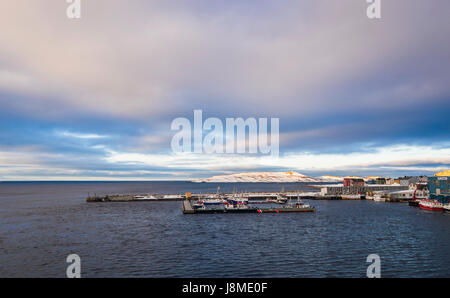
[86,191,331,202]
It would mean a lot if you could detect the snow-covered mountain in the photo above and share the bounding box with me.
[320,175,344,182]
[192,171,325,183]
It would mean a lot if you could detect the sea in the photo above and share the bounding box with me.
[0,181,449,278]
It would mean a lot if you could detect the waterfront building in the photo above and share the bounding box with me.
[388,186,429,201]
[320,184,408,196]
[428,171,449,204]
[375,177,387,185]
[343,177,365,187]
[399,176,427,186]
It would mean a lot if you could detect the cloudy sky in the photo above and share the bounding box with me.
[0,0,449,180]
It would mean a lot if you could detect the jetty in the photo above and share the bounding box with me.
[86,190,335,203]
[181,200,316,214]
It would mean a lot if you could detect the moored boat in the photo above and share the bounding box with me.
[419,199,444,211]
[276,194,288,204]
[342,194,361,200]
[443,204,450,212]
[200,198,225,205]
[192,201,205,209]
[223,202,258,213]
[373,195,386,202]
[226,194,248,205]
[261,201,315,213]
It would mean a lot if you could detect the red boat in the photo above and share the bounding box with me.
[419,199,444,211]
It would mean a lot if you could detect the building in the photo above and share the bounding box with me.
[428,174,449,204]
[375,177,386,185]
[399,176,428,186]
[343,177,365,187]
[320,184,408,196]
[386,178,395,185]
[388,183,429,201]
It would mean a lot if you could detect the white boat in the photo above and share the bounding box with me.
[373,195,386,202]
[342,194,361,200]
[287,199,312,209]
[444,204,450,212]
[225,202,250,210]
[200,198,224,205]
[276,194,288,204]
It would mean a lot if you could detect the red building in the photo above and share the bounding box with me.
[343,177,365,187]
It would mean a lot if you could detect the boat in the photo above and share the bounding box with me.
[444,204,450,212]
[342,194,361,200]
[373,194,386,202]
[261,200,316,213]
[192,201,205,209]
[223,202,258,213]
[200,198,224,205]
[226,194,249,205]
[225,202,249,209]
[276,194,288,204]
[419,199,444,211]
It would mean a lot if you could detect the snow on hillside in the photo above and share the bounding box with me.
[320,175,344,182]
[192,171,324,183]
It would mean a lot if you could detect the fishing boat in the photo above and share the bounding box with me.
[419,199,444,211]
[226,194,249,205]
[192,201,205,209]
[225,202,249,209]
[223,201,258,213]
[200,186,226,205]
[261,200,315,213]
[444,204,450,212]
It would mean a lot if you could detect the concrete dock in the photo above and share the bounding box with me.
[86,191,321,202]
[182,200,195,214]
[86,188,407,203]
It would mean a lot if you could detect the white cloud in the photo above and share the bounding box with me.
[56,130,108,139]
[0,144,448,180]
[104,144,450,174]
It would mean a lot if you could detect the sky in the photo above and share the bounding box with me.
[0,0,449,180]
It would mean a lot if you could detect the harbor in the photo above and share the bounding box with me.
[84,171,450,215]
[2,180,449,278]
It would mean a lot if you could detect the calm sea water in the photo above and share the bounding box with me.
[0,181,449,278]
